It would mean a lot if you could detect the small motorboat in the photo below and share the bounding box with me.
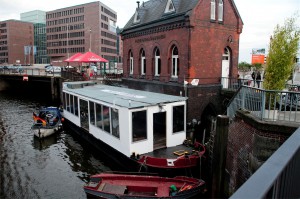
[31,106,64,138]
[84,172,206,198]
[137,141,206,170]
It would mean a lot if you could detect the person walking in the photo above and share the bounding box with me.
[256,71,262,88]
[251,71,256,87]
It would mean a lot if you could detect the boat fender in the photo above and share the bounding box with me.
[179,185,192,192]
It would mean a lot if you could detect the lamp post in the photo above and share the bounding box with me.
[67,24,69,59]
[89,28,92,52]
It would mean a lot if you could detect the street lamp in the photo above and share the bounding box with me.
[89,28,92,52]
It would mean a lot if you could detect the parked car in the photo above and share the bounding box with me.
[45,65,52,69]
[11,66,24,73]
[46,66,61,73]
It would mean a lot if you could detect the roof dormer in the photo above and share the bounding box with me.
[164,0,175,14]
[133,10,141,24]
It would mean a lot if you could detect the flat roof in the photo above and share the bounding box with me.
[63,82,187,109]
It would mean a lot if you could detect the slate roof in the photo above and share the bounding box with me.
[122,0,199,33]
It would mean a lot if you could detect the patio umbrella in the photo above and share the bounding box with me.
[64,53,83,62]
[73,51,108,63]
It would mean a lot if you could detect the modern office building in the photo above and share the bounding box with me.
[21,10,50,64]
[46,1,118,66]
[0,20,34,65]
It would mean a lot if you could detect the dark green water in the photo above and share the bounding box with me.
[0,91,112,199]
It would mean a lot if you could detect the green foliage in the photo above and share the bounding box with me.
[252,63,263,71]
[264,15,300,91]
[238,61,252,72]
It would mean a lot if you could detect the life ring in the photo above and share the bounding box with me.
[46,114,53,118]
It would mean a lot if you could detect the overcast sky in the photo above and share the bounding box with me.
[1,0,299,63]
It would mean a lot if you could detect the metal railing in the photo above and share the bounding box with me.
[0,67,61,77]
[230,127,300,199]
[227,86,300,123]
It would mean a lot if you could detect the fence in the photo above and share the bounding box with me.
[227,86,300,123]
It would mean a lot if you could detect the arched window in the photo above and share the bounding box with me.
[154,48,161,76]
[171,46,179,78]
[218,0,224,22]
[210,0,216,20]
[129,51,133,75]
[141,49,146,75]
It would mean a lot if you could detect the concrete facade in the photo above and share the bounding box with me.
[0,20,34,65]
[46,1,117,65]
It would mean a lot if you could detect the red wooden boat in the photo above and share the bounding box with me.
[84,172,206,198]
[137,142,206,170]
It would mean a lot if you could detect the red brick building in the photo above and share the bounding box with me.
[0,20,34,65]
[121,0,243,137]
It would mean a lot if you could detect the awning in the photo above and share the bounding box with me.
[73,51,108,63]
[64,53,83,62]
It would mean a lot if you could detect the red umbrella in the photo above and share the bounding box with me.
[74,51,108,63]
[64,53,83,62]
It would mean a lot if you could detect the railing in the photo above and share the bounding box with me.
[227,86,300,123]
[230,126,300,199]
[221,77,264,90]
[0,67,61,77]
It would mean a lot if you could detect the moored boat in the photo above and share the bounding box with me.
[62,81,189,171]
[84,172,206,198]
[137,141,206,170]
[31,106,63,138]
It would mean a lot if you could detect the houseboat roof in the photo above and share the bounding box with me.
[63,82,187,109]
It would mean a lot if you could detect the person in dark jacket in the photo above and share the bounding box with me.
[256,71,262,88]
[251,71,256,87]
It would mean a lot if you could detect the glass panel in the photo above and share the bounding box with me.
[96,103,102,129]
[80,99,89,130]
[63,93,67,110]
[132,110,147,142]
[74,96,78,116]
[103,105,111,133]
[70,95,74,114]
[173,105,184,133]
[111,109,119,138]
[89,101,95,126]
[172,58,176,76]
[158,58,161,75]
[66,93,70,112]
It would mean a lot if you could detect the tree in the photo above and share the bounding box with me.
[264,15,300,91]
[238,61,252,77]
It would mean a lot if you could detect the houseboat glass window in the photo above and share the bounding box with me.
[141,49,146,75]
[130,51,133,75]
[80,99,89,130]
[155,48,161,76]
[173,105,184,133]
[111,109,119,138]
[103,105,111,133]
[172,46,179,78]
[211,0,216,20]
[70,95,74,114]
[132,110,147,142]
[95,103,103,129]
[63,93,67,110]
[218,0,224,22]
[66,93,70,112]
[89,101,95,126]
[74,96,78,116]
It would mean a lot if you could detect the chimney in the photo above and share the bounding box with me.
[137,1,140,8]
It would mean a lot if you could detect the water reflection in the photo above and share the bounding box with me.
[0,91,112,198]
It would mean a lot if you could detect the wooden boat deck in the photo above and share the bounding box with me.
[141,144,195,159]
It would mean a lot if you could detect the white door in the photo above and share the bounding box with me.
[222,48,230,88]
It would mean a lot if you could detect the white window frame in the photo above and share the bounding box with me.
[211,0,216,20]
[141,50,146,75]
[218,0,224,22]
[171,46,178,78]
[133,11,140,23]
[164,0,175,14]
[154,48,161,76]
[130,51,134,75]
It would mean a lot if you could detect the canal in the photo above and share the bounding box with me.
[0,91,115,199]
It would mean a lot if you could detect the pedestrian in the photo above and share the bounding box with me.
[251,71,256,87]
[237,74,241,88]
[256,71,261,88]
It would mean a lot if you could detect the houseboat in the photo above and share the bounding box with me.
[62,81,188,171]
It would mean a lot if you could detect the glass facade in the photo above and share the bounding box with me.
[21,10,50,64]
